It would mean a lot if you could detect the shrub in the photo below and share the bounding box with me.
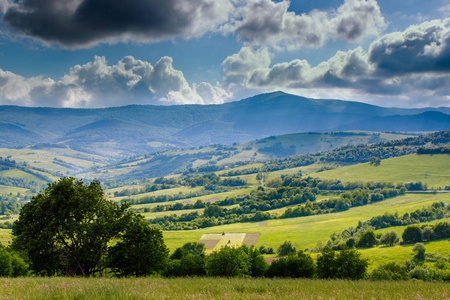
[402,225,422,244]
[371,262,410,280]
[277,241,297,256]
[379,231,399,246]
[357,230,377,248]
[206,246,250,277]
[265,251,315,278]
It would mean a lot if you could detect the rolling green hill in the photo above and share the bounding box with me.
[80,131,414,181]
[1,91,448,157]
[310,154,450,189]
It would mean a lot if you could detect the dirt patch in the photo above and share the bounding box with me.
[198,240,220,250]
[203,197,219,203]
[183,200,190,204]
[258,222,267,226]
[243,233,261,247]
[264,257,279,265]
[200,233,246,240]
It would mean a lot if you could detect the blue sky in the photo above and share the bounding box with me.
[0,0,449,108]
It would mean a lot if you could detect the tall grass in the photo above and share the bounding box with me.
[0,277,448,299]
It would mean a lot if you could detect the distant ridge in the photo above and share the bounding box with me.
[0,92,448,157]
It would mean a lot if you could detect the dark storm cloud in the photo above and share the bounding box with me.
[2,0,232,48]
[369,19,450,75]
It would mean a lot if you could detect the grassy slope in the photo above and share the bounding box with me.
[310,154,450,188]
[1,277,448,299]
[0,147,109,176]
[162,193,450,252]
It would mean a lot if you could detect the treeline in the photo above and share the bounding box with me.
[417,146,450,155]
[183,173,247,187]
[220,167,260,177]
[260,130,449,173]
[149,176,412,230]
[164,242,369,280]
[325,202,450,250]
[122,189,216,206]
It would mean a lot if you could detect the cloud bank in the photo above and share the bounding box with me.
[0,56,230,107]
[223,19,450,107]
[1,0,385,49]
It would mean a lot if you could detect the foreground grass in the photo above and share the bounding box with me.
[0,277,448,300]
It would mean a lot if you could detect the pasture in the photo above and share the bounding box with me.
[311,154,450,189]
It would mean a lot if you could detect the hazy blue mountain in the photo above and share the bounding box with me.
[0,91,448,157]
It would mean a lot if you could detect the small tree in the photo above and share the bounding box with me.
[266,251,315,278]
[317,247,368,279]
[334,248,369,279]
[402,225,422,244]
[206,246,250,277]
[380,231,399,246]
[412,243,426,260]
[316,247,336,278]
[277,241,297,256]
[357,230,377,248]
[109,215,169,276]
[421,226,435,241]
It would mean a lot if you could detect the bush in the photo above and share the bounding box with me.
[371,262,410,280]
[206,246,250,277]
[0,244,28,277]
[413,243,426,261]
[317,247,368,279]
[266,251,315,278]
[402,225,422,244]
[109,215,169,276]
[357,230,377,248]
[165,254,206,277]
[379,231,399,246]
[277,241,297,256]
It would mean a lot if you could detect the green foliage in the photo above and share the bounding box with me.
[379,230,399,246]
[277,241,297,256]
[109,215,169,277]
[357,230,377,248]
[402,225,423,244]
[244,246,267,277]
[371,262,410,280]
[0,244,28,277]
[317,247,368,279]
[12,178,131,276]
[413,243,426,260]
[266,251,315,278]
[165,254,207,277]
[206,246,250,277]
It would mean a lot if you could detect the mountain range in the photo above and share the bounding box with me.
[1,91,449,157]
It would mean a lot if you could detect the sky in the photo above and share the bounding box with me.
[0,0,449,108]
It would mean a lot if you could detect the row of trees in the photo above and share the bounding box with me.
[325,203,450,250]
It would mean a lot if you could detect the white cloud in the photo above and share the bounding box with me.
[0,56,231,107]
[221,18,450,107]
[222,0,386,50]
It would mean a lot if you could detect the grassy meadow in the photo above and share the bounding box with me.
[0,277,448,300]
[311,154,450,188]
[162,193,450,252]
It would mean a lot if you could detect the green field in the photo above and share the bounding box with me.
[0,277,447,299]
[311,154,450,188]
[162,193,450,252]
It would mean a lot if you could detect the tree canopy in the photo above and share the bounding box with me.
[11,177,167,277]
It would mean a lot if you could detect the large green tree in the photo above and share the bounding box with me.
[11,177,132,276]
